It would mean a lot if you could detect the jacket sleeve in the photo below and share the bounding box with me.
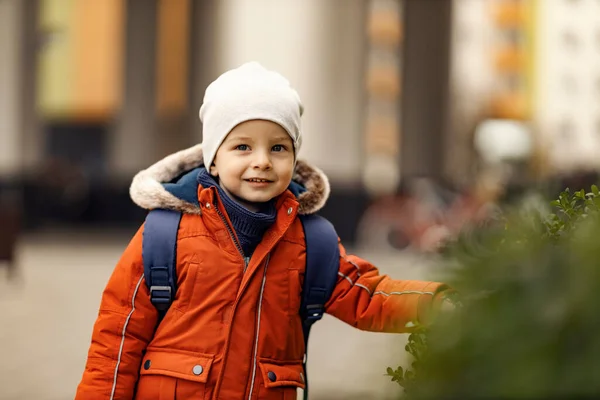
[75,225,158,400]
[325,242,450,333]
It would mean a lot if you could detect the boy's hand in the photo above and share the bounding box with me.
[434,293,461,322]
[441,297,456,313]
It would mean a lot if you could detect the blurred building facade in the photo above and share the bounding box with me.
[448,0,600,179]
[4,0,598,242]
[0,0,443,242]
[0,0,377,242]
[533,0,600,171]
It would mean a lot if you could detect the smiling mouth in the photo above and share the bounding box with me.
[245,178,273,183]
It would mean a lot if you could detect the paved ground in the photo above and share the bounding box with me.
[0,228,437,400]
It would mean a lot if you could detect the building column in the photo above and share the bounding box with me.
[109,0,158,179]
[188,0,219,143]
[0,0,25,178]
[400,0,452,180]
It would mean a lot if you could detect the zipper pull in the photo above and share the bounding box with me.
[243,256,251,272]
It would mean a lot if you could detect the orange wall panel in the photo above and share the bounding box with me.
[156,0,191,117]
[72,0,125,120]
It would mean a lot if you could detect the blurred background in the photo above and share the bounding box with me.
[1,0,600,399]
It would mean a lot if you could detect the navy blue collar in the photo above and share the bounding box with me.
[196,168,276,256]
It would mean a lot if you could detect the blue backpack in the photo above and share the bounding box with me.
[142,208,340,399]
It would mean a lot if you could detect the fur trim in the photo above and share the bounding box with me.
[129,144,330,215]
[130,144,205,215]
[292,160,330,215]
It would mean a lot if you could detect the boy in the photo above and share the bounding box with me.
[76,62,451,400]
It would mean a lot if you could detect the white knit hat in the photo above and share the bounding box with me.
[199,62,304,168]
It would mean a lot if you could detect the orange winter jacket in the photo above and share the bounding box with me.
[76,144,450,400]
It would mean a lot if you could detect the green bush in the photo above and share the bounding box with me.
[388,186,600,399]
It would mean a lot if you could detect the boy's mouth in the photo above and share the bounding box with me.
[245,178,273,183]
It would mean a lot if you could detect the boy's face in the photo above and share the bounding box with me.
[210,120,295,212]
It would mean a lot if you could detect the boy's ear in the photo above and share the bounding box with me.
[209,163,218,177]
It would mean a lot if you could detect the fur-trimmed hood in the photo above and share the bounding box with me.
[130,144,330,215]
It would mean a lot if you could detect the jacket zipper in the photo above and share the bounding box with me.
[247,254,270,400]
[214,203,249,271]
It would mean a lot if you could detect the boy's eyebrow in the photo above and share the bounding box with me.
[227,135,291,142]
[227,136,253,142]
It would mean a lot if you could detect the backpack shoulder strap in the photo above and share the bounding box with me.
[142,208,183,321]
[299,213,340,399]
[299,214,340,326]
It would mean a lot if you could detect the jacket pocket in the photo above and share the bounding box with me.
[172,259,200,313]
[257,359,305,400]
[135,348,214,400]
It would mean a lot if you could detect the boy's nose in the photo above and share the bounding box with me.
[252,151,272,169]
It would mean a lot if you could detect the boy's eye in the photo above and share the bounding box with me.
[235,144,249,151]
[272,145,285,152]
